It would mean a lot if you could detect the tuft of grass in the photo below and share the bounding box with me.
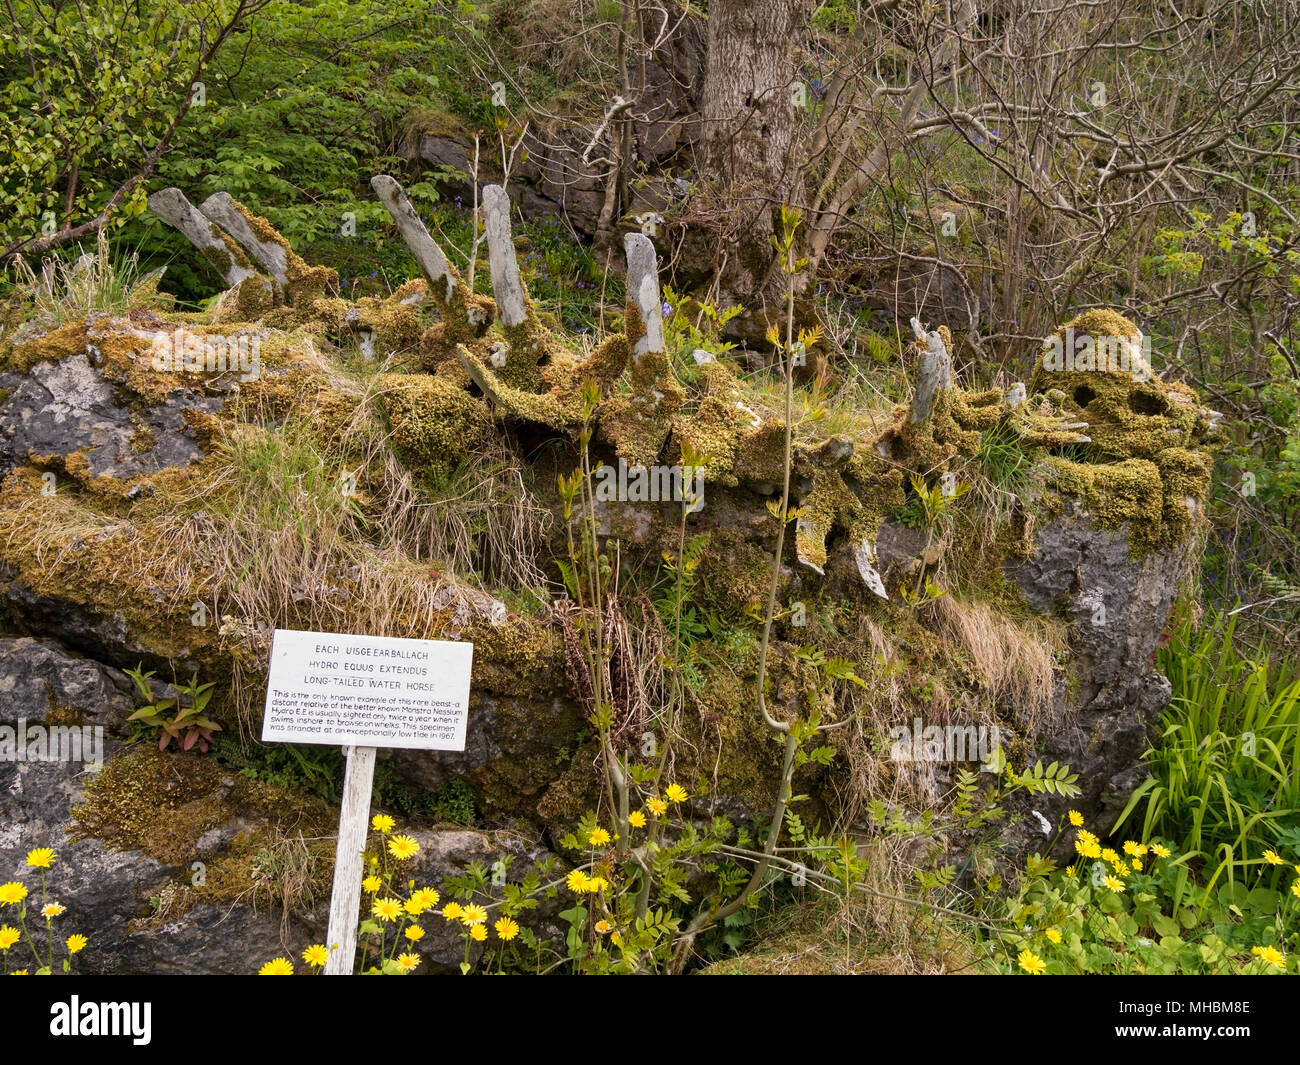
[9,230,167,327]
[1115,609,1300,906]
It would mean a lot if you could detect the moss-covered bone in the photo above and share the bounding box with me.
[198,192,338,305]
[147,187,257,288]
[371,174,493,364]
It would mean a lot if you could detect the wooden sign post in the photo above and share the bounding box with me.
[324,745,377,974]
[262,629,474,975]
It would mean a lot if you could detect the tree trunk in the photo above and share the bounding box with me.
[696,0,810,338]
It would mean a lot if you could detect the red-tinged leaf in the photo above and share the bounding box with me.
[182,730,197,751]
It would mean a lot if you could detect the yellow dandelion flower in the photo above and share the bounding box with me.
[1250,945,1286,968]
[628,811,647,829]
[1264,850,1284,865]
[371,814,395,834]
[566,869,592,893]
[65,934,88,955]
[1077,829,1098,846]
[589,827,611,847]
[594,919,612,934]
[665,783,688,803]
[25,848,55,869]
[411,888,440,910]
[387,834,420,861]
[1065,864,1078,878]
[610,931,622,945]
[0,926,18,950]
[372,897,403,922]
[442,901,464,921]
[405,925,425,942]
[1017,949,1047,975]
[647,798,667,817]
[495,917,519,941]
[397,952,421,972]
[1122,841,1140,856]
[1075,840,1101,859]
[1105,876,1126,892]
[11,970,27,975]
[302,944,329,967]
[1068,810,1083,827]
[41,903,65,919]
[1101,848,1119,863]
[461,904,488,926]
[404,898,426,916]
[1044,928,1062,944]
[259,957,294,975]
[1131,858,1142,871]
[469,923,487,942]
[585,876,609,894]
[1291,880,1300,900]
[362,876,383,894]
[1152,843,1171,858]
[0,883,28,906]
[1135,844,1148,856]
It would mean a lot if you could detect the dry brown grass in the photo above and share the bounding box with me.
[696,889,986,975]
[927,593,1064,731]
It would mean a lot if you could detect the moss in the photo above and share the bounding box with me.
[353,293,424,355]
[599,356,685,467]
[578,332,633,389]
[465,614,564,699]
[222,276,276,324]
[698,526,774,616]
[378,372,495,473]
[200,243,236,280]
[418,266,494,370]
[227,197,340,306]
[671,362,750,487]
[1044,456,1165,554]
[4,321,90,374]
[72,747,331,867]
[45,704,85,727]
[461,345,575,427]
[0,464,224,669]
[733,422,793,486]
[498,317,563,392]
[892,390,981,473]
[1015,308,1217,555]
[129,419,157,455]
[795,470,857,574]
[1154,446,1213,543]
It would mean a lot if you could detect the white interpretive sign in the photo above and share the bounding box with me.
[260,628,475,974]
[261,629,473,751]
